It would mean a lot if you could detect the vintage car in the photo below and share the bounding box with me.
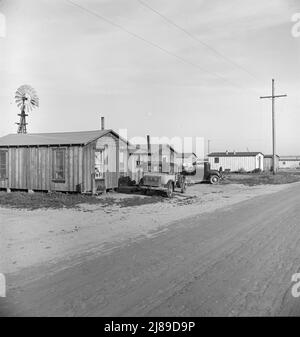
[139,172,186,198]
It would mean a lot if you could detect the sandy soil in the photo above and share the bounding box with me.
[0,182,290,275]
[2,181,300,316]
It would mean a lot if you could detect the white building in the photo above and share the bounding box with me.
[208,152,264,172]
[279,156,300,169]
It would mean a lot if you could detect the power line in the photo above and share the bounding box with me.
[64,0,248,90]
[137,0,261,82]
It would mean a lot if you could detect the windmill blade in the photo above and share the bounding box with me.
[15,89,24,95]
[15,95,24,101]
[15,84,39,111]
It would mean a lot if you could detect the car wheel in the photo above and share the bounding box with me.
[166,181,174,198]
[210,175,220,185]
[181,182,187,193]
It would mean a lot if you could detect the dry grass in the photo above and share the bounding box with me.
[0,190,165,211]
[223,170,300,186]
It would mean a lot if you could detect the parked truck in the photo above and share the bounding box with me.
[192,161,222,184]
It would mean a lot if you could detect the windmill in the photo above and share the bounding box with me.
[15,85,39,134]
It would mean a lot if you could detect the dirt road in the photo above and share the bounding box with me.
[2,183,300,316]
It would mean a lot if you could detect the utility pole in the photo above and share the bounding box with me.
[260,79,287,175]
[207,139,211,155]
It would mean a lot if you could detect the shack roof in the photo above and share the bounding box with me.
[264,154,280,158]
[279,156,300,161]
[208,152,263,157]
[0,130,128,147]
[129,143,177,155]
[176,152,197,158]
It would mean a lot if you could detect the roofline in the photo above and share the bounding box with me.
[0,144,84,148]
[208,152,264,157]
[129,143,178,154]
[164,143,177,154]
[83,129,132,146]
[176,152,197,157]
[0,129,132,148]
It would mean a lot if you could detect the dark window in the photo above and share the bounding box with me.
[0,150,7,179]
[53,149,66,181]
[214,157,219,164]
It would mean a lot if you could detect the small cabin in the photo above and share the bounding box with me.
[0,129,129,194]
[128,143,178,183]
[263,154,279,172]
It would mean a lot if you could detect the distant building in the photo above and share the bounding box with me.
[208,151,264,172]
[279,156,300,169]
[263,154,279,172]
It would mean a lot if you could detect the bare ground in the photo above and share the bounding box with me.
[1,182,300,316]
[0,182,289,274]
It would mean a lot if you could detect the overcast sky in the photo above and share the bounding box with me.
[0,0,299,155]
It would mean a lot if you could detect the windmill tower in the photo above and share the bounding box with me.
[15,85,39,134]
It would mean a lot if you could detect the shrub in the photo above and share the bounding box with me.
[237,168,246,174]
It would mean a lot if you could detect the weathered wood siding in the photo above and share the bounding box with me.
[0,149,8,189]
[0,146,84,192]
[0,132,129,193]
[82,134,128,192]
[95,134,118,190]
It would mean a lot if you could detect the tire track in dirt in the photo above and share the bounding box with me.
[3,183,300,316]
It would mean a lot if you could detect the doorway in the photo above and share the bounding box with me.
[94,148,106,193]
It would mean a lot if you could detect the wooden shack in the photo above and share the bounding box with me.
[128,143,178,183]
[263,154,279,172]
[0,129,129,194]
